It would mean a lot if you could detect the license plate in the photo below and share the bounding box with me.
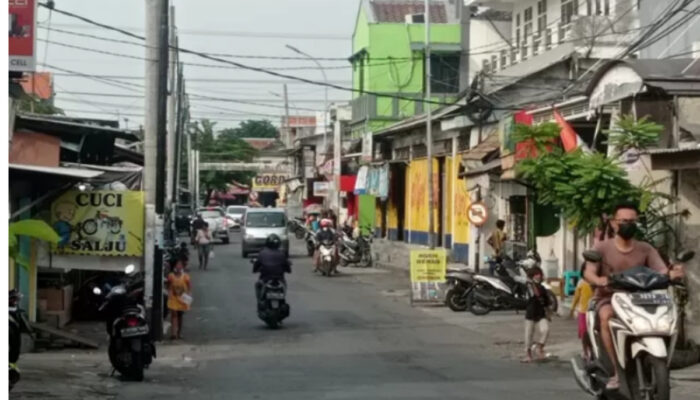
[630,293,671,306]
[121,325,149,337]
[266,292,284,300]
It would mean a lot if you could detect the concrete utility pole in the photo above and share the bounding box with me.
[173,62,185,205]
[283,84,291,148]
[333,109,342,218]
[458,0,471,92]
[144,0,168,340]
[166,6,177,211]
[425,0,435,249]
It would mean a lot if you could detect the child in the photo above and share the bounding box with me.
[570,278,593,360]
[167,259,191,340]
[523,266,552,363]
[195,222,212,270]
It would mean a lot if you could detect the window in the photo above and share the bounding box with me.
[561,0,579,25]
[524,7,533,39]
[595,0,601,15]
[245,212,286,228]
[482,58,490,73]
[430,53,460,93]
[500,50,507,69]
[604,0,610,15]
[537,0,547,35]
[491,55,498,70]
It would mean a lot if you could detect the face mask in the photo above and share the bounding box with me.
[617,222,638,240]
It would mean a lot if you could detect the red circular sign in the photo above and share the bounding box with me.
[467,202,488,227]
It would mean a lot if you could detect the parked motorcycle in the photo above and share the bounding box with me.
[571,249,694,400]
[94,265,155,381]
[317,238,337,276]
[9,289,33,391]
[289,217,307,240]
[468,253,557,316]
[338,231,373,268]
[444,267,476,312]
[304,227,317,257]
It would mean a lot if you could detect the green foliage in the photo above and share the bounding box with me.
[190,119,261,203]
[218,119,278,139]
[511,122,560,152]
[604,114,662,153]
[18,96,64,115]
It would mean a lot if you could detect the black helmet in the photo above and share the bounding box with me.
[265,234,281,250]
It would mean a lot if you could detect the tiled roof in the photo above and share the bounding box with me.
[370,0,448,23]
[242,138,276,150]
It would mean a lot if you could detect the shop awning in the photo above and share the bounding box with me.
[9,163,104,179]
[644,146,700,170]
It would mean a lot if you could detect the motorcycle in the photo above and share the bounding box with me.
[9,289,33,391]
[304,227,317,257]
[571,249,694,400]
[338,231,373,268]
[444,266,476,312]
[317,238,337,277]
[94,265,155,381]
[469,252,558,316]
[289,217,307,240]
[251,258,290,329]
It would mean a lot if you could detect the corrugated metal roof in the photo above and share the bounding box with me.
[643,146,700,155]
[462,133,500,161]
[9,163,104,179]
[370,0,451,23]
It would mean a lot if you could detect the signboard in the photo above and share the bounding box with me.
[51,190,145,256]
[467,201,488,227]
[313,181,330,197]
[361,130,373,162]
[251,173,288,193]
[410,249,447,303]
[9,0,37,72]
[284,115,316,127]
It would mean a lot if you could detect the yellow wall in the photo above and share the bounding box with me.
[453,158,471,245]
[444,157,454,237]
[407,158,429,232]
[375,200,383,232]
[387,195,398,230]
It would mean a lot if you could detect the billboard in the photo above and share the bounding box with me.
[409,249,447,303]
[9,0,37,72]
[251,173,288,193]
[313,181,330,197]
[51,191,145,257]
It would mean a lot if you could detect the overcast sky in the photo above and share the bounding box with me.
[36,0,361,131]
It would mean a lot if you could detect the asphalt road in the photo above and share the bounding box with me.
[109,232,588,400]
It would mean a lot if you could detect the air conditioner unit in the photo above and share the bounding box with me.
[405,13,425,24]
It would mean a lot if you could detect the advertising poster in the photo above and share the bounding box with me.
[9,0,37,72]
[252,173,288,193]
[313,181,330,197]
[51,191,145,256]
[409,249,447,303]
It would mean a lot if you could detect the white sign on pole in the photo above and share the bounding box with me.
[361,130,373,162]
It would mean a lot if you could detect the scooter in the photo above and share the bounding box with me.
[317,238,337,277]
[95,265,155,381]
[469,252,557,316]
[338,231,373,268]
[571,249,694,400]
[9,289,33,391]
[444,267,476,312]
[250,258,290,329]
[304,227,317,257]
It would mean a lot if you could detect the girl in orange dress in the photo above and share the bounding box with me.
[167,260,191,340]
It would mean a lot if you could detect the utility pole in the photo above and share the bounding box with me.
[283,84,291,148]
[144,0,168,340]
[425,0,435,250]
[333,111,342,218]
[166,6,177,214]
[173,62,184,206]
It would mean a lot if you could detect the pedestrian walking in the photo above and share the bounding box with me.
[522,266,552,363]
[167,259,192,340]
[195,222,212,270]
[570,278,593,360]
[191,213,205,244]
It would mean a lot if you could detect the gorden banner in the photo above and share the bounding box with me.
[51,190,145,256]
[409,249,447,304]
[252,173,289,193]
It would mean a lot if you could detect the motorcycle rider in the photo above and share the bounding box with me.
[314,219,337,273]
[583,201,685,390]
[253,234,291,306]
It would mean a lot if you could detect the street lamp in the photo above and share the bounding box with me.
[285,44,329,152]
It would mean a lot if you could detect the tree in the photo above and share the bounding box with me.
[17,96,64,115]
[218,119,278,139]
[190,119,260,204]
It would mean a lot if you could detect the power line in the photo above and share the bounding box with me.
[54,90,347,104]
[48,70,351,84]
[57,107,278,123]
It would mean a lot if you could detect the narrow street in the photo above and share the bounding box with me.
[120,236,585,400]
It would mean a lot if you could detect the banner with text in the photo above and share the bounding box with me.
[51,190,144,256]
[9,0,37,72]
[409,249,447,303]
[252,173,289,193]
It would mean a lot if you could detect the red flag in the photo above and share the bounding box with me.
[554,110,589,153]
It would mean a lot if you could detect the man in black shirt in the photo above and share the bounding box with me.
[253,234,291,301]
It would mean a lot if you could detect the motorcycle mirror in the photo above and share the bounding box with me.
[92,287,102,295]
[677,250,695,263]
[582,249,602,263]
[124,264,136,275]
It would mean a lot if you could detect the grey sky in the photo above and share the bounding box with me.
[37,0,360,131]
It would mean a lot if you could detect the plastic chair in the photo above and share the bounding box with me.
[564,270,581,296]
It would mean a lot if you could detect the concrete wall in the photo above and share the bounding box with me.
[9,131,60,167]
[678,169,700,324]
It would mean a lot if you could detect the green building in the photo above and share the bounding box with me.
[349,0,465,139]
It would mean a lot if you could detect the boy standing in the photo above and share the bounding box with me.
[570,278,593,359]
[523,266,552,362]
